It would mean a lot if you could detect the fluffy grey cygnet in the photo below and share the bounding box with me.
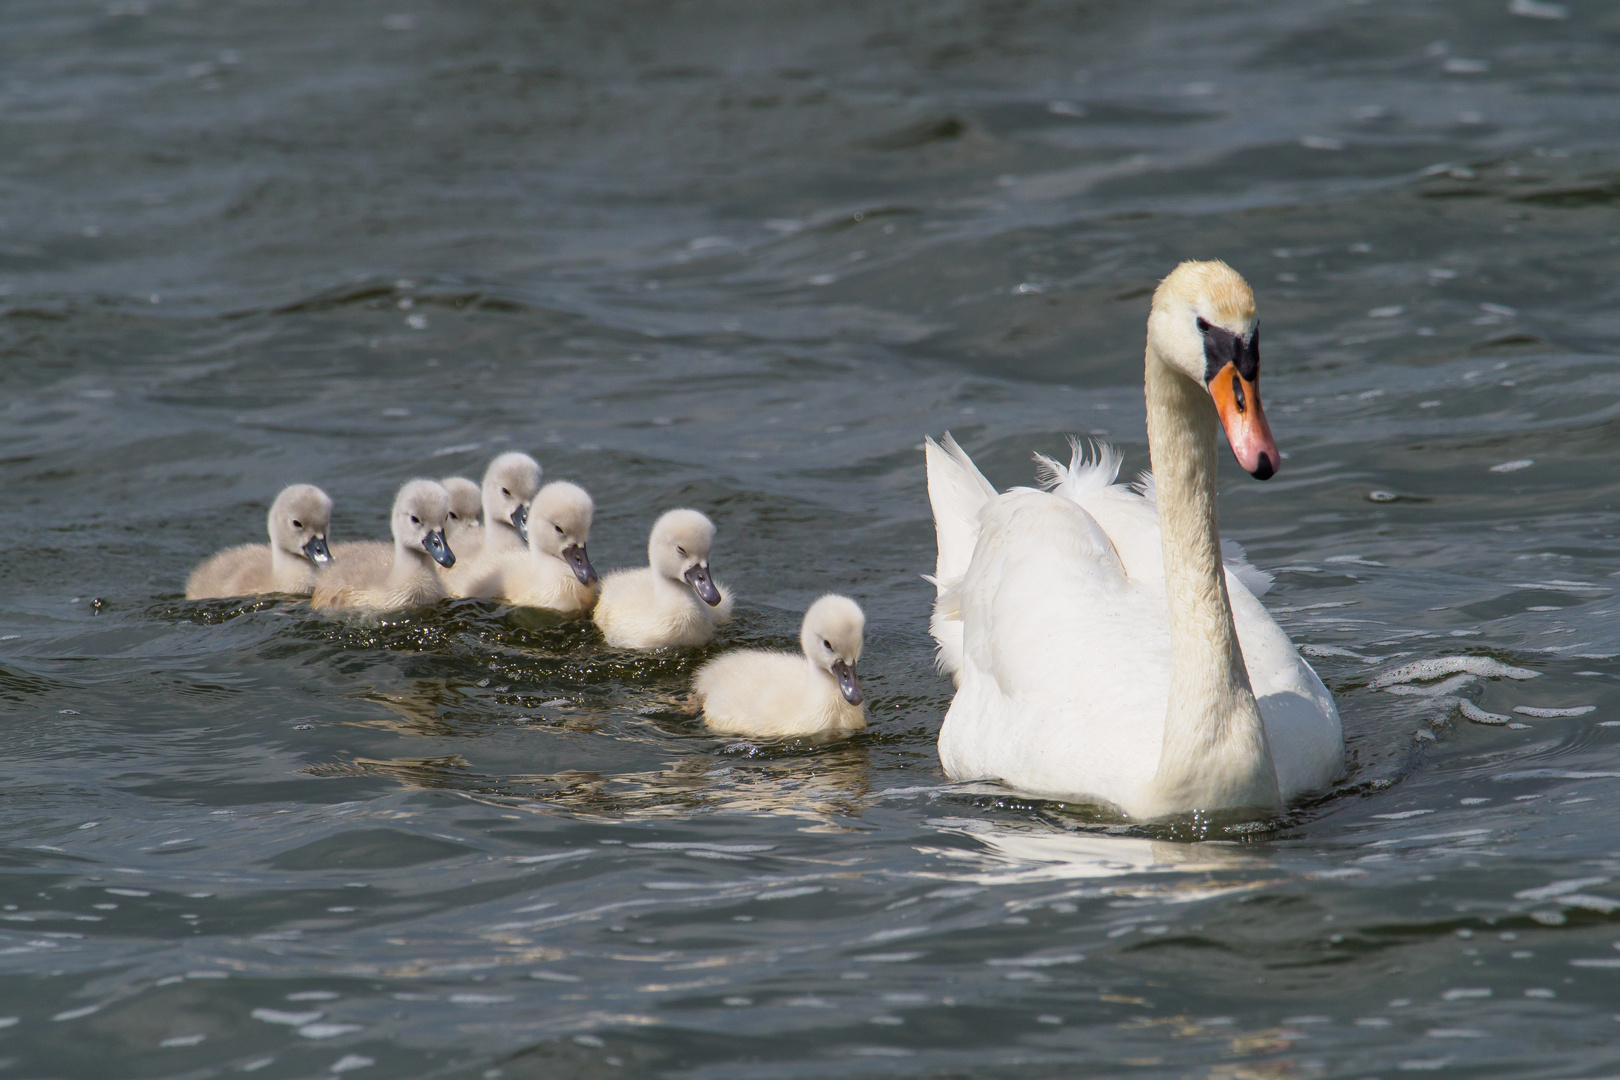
[464,481,599,614]
[311,479,456,612]
[694,595,867,738]
[593,509,732,648]
[442,452,542,596]
[185,484,333,599]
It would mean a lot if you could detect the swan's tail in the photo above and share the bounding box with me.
[924,433,997,681]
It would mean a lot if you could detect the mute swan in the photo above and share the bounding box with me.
[468,481,600,614]
[185,484,334,599]
[694,594,866,738]
[440,476,483,550]
[442,452,542,596]
[926,260,1342,819]
[594,509,733,648]
[311,479,456,612]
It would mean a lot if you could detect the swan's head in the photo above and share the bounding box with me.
[439,477,482,540]
[1149,260,1279,480]
[391,479,456,568]
[530,481,598,586]
[801,594,865,706]
[268,484,333,565]
[482,452,543,542]
[649,508,722,606]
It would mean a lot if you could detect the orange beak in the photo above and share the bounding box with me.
[1207,361,1279,480]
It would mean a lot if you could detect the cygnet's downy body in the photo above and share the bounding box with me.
[474,481,600,614]
[439,476,483,553]
[186,484,334,599]
[311,480,456,612]
[694,595,867,738]
[442,452,542,597]
[594,509,733,648]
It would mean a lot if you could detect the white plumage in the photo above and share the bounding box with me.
[926,260,1342,819]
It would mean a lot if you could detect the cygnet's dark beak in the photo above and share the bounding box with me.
[683,562,722,606]
[422,528,455,568]
[302,534,332,565]
[562,543,598,586]
[831,659,864,706]
[510,504,529,543]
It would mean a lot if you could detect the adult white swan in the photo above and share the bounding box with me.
[925,260,1342,819]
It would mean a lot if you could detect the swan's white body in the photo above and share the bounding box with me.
[927,260,1342,819]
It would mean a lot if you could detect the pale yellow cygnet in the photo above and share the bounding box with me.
[469,481,600,614]
[694,595,867,738]
[593,509,732,648]
[185,484,334,599]
[311,479,457,612]
[442,452,542,597]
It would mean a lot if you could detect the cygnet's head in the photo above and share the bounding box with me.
[390,479,456,568]
[1147,259,1278,481]
[439,477,482,538]
[529,481,597,585]
[481,452,543,542]
[800,594,865,705]
[648,508,721,606]
[268,484,333,565]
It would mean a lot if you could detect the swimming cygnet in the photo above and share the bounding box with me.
[694,595,867,738]
[593,509,733,648]
[440,476,483,551]
[475,481,600,614]
[310,479,456,612]
[185,483,334,599]
[442,452,542,596]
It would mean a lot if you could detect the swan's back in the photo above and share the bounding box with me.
[311,541,445,612]
[484,549,598,614]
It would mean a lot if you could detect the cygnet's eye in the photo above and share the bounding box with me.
[554,523,564,534]
[676,546,687,557]
[410,515,420,525]
[501,487,510,497]
[823,639,832,651]
[1195,316,1211,333]
[291,519,302,529]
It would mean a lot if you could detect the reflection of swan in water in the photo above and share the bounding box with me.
[916,817,1267,894]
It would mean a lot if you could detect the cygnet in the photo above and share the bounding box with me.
[185,484,334,599]
[442,452,542,596]
[311,479,456,612]
[593,508,732,648]
[693,595,867,738]
[440,476,483,552]
[470,481,600,613]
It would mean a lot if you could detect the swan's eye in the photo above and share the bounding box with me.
[291,519,302,529]
[501,487,510,497]
[1195,316,1211,333]
[676,546,687,557]
[823,639,832,651]
[410,515,420,525]
[554,524,564,534]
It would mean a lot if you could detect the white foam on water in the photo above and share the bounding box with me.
[1372,657,1539,688]
[1458,701,1511,725]
[1514,877,1609,901]
[1513,705,1595,717]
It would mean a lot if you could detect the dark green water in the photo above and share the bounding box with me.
[4,0,1620,1076]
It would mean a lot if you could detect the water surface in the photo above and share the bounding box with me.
[4,1,1620,1076]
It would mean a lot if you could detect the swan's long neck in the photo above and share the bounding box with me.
[1144,340,1279,815]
